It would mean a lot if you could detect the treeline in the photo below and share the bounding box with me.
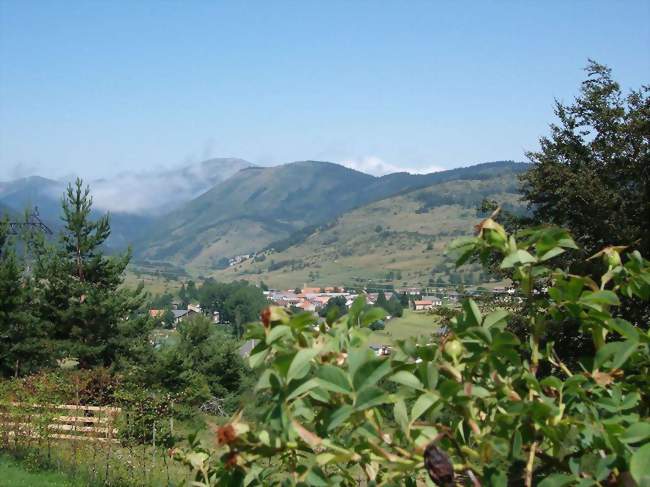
[150,279,267,337]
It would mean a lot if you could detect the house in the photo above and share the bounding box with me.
[296,300,317,312]
[412,300,434,311]
[421,296,443,307]
[396,287,420,295]
[172,308,198,324]
[188,303,202,313]
[301,286,322,295]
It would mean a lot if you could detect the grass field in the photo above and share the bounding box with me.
[369,309,440,345]
[0,455,74,487]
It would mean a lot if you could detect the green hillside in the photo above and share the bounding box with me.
[213,172,525,288]
[138,160,528,271]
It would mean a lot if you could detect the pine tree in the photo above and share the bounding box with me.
[33,179,152,368]
[179,283,189,308]
[375,292,390,313]
[0,218,51,377]
[388,295,404,318]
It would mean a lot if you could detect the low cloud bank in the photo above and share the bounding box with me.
[341,156,444,176]
[90,158,250,215]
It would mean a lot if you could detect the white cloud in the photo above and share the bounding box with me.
[89,158,250,215]
[340,156,444,176]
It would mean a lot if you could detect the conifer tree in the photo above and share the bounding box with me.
[33,179,152,368]
[375,291,390,313]
[0,218,50,376]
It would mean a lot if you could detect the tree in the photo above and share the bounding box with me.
[520,60,650,335]
[319,296,347,320]
[0,218,51,377]
[32,179,152,368]
[152,315,249,411]
[375,291,390,313]
[520,60,649,264]
[198,280,267,338]
[150,292,174,309]
[388,295,403,317]
[179,283,189,308]
[223,285,267,338]
[186,280,199,300]
[160,309,176,329]
[368,319,385,331]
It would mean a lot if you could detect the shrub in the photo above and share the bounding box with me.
[175,221,650,486]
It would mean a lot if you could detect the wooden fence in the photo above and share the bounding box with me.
[0,402,121,443]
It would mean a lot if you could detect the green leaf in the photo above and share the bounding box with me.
[394,399,409,435]
[462,299,482,327]
[388,370,423,390]
[266,325,292,344]
[348,295,366,326]
[354,386,391,410]
[326,405,354,431]
[630,443,650,486]
[594,340,638,370]
[289,312,317,331]
[612,340,639,369]
[249,347,269,368]
[500,249,537,269]
[305,467,329,487]
[411,393,437,422]
[539,246,566,262]
[286,378,320,401]
[621,422,650,444]
[316,365,352,395]
[469,385,490,398]
[348,347,373,378]
[353,359,392,390]
[287,348,319,383]
[607,318,640,340]
[579,290,621,307]
[538,474,575,487]
[482,308,509,329]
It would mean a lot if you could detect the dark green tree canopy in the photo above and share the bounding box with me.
[520,61,649,259]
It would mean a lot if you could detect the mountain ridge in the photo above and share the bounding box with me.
[137,159,528,270]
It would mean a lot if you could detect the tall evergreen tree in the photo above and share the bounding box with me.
[33,179,152,368]
[375,292,390,313]
[0,218,51,376]
[388,295,404,318]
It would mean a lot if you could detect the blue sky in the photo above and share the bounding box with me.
[1,1,648,179]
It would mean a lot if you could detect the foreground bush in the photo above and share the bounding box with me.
[176,220,650,486]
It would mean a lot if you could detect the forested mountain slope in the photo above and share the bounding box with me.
[138,160,528,271]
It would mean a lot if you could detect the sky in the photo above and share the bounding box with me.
[0,1,648,180]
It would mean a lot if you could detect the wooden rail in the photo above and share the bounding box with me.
[0,402,121,443]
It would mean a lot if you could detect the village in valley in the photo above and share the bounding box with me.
[147,282,521,357]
